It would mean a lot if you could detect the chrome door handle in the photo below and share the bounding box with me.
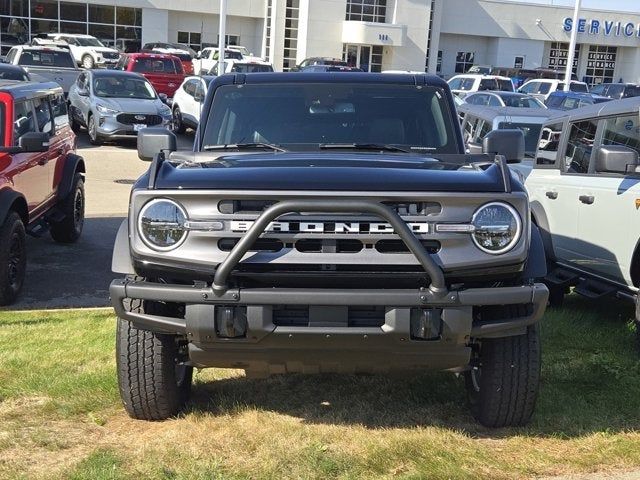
[579,195,595,205]
[545,191,558,199]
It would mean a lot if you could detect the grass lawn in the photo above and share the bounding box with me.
[1,295,640,479]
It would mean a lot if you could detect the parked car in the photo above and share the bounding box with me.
[142,42,194,75]
[207,59,274,75]
[227,45,264,62]
[292,57,349,71]
[171,75,215,133]
[0,63,30,81]
[525,97,640,333]
[4,45,81,95]
[518,79,589,102]
[300,65,362,72]
[545,91,611,111]
[193,48,243,75]
[110,72,548,427]
[38,34,120,69]
[116,53,185,98]
[67,70,172,145]
[589,82,640,100]
[464,91,546,109]
[490,67,578,90]
[447,74,514,97]
[0,81,86,304]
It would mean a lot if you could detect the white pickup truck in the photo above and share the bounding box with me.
[525,97,640,337]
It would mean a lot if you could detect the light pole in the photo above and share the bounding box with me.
[218,0,227,76]
[564,0,581,91]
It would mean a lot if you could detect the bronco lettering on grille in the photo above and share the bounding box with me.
[230,221,430,234]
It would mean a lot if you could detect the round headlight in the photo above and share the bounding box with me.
[471,202,521,254]
[138,199,188,251]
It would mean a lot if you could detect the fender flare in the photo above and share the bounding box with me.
[530,200,555,263]
[0,189,28,226]
[112,219,135,274]
[522,223,547,279]
[57,153,86,200]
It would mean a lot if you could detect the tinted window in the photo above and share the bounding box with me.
[459,78,476,91]
[535,121,563,166]
[93,75,156,99]
[50,94,69,129]
[183,79,198,96]
[230,63,273,73]
[466,94,485,105]
[502,96,543,108]
[18,50,75,68]
[131,58,177,73]
[564,119,598,173]
[33,97,53,136]
[600,114,640,158]
[545,95,563,108]
[497,79,513,92]
[13,101,35,145]
[498,122,542,154]
[447,78,462,90]
[203,84,458,153]
[488,96,502,107]
[624,86,640,98]
[589,84,606,96]
[0,65,28,81]
[478,79,496,91]
[519,82,538,94]
[569,83,588,93]
[538,83,551,94]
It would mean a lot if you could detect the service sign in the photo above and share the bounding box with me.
[563,17,640,38]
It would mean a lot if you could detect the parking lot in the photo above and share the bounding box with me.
[8,132,193,310]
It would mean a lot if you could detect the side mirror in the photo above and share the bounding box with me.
[137,127,177,161]
[18,132,50,153]
[159,93,168,104]
[78,88,89,97]
[196,52,201,59]
[594,145,640,174]
[483,129,525,163]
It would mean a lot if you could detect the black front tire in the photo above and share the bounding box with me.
[0,212,27,306]
[50,173,85,243]
[116,299,193,420]
[88,115,102,145]
[69,110,81,133]
[172,106,186,134]
[465,324,541,428]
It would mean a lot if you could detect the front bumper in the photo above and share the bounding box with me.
[110,279,548,372]
[96,116,171,138]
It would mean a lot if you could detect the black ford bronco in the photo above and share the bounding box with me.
[110,73,548,427]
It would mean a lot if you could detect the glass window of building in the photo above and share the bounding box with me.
[455,52,475,74]
[547,42,580,75]
[345,0,387,23]
[60,2,86,22]
[282,0,299,72]
[585,46,617,86]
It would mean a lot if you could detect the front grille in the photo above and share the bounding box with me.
[218,238,440,254]
[273,306,385,327]
[218,200,441,216]
[116,113,162,126]
[103,52,119,60]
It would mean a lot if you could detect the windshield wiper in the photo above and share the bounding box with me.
[319,143,411,153]
[202,143,287,152]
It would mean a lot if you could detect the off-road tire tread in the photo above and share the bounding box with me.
[468,324,540,427]
[116,299,192,420]
[0,212,26,306]
[50,174,84,243]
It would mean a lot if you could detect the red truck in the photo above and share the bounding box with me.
[116,53,186,98]
[0,81,86,305]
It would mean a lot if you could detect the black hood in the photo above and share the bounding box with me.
[144,152,519,193]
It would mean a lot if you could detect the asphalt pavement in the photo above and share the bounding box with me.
[6,131,194,310]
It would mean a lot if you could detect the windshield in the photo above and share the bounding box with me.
[74,37,105,47]
[0,66,28,81]
[18,50,75,68]
[203,83,459,153]
[498,121,543,154]
[230,63,273,73]
[93,76,156,99]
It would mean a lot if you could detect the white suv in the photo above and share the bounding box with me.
[518,79,589,102]
[524,97,640,328]
[41,34,119,69]
[171,75,214,133]
[447,74,514,97]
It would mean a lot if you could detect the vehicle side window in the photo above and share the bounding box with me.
[487,96,501,107]
[624,86,640,98]
[599,114,640,158]
[535,122,564,166]
[183,79,197,96]
[564,119,598,174]
[460,78,475,91]
[562,97,579,110]
[545,95,563,108]
[465,94,481,105]
[590,84,606,96]
[6,48,17,64]
[13,101,36,145]
[76,72,86,90]
[520,82,537,94]
[33,97,53,136]
[195,81,205,99]
[478,79,496,91]
[538,83,551,94]
[212,51,219,61]
[50,94,69,129]
[448,78,461,90]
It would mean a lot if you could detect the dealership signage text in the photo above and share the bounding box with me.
[563,17,640,38]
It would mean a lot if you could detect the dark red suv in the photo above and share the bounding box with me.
[116,53,186,98]
[0,81,86,305]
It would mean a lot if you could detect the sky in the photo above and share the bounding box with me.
[501,0,640,13]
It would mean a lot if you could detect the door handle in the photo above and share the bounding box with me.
[38,158,47,166]
[579,194,595,205]
[545,191,558,199]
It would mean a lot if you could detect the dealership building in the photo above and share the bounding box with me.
[1,0,640,84]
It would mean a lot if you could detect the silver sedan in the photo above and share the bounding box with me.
[68,69,172,145]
